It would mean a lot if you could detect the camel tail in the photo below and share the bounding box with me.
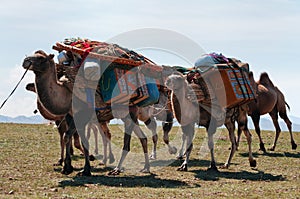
[285,101,291,111]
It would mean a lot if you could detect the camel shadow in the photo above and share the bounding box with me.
[193,169,285,182]
[239,151,300,158]
[166,159,214,168]
[58,173,190,188]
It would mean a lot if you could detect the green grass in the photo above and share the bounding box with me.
[0,123,299,199]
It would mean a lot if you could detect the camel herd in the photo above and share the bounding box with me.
[22,49,297,176]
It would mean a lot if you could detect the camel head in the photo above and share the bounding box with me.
[22,50,55,73]
[165,73,187,93]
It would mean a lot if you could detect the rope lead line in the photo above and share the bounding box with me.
[0,67,29,110]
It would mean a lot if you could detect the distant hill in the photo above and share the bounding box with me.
[1,114,300,131]
[0,114,46,124]
[247,116,300,132]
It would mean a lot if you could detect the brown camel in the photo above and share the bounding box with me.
[22,50,175,176]
[237,72,297,152]
[165,73,256,171]
[25,83,84,166]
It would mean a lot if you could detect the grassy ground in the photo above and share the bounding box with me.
[0,123,299,199]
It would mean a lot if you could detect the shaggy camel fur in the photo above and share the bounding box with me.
[237,72,297,152]
[165,73,256,171]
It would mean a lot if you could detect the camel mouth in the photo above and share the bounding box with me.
[22,58,33,69]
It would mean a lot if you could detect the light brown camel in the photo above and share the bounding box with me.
[237,72,297,152]
[25,83,84,166]
[22,50,154,176]
[165,73,256,171]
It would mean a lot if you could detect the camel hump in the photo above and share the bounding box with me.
[259,72,275,87]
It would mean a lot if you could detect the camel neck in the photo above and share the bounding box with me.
[35,67,72,115]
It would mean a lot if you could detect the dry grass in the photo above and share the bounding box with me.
[0,123,299,199]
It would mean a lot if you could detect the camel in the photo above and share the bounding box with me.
[237,72,297,152]
[25,83,84,166]
[86,92,176,161]
[22,50,176,176]
[165,73,256,171]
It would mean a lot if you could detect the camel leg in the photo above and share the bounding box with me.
[144,118,158,160]
[133,125,150,173]
[98,122,115,165]
[73,106,94,176]
[61,114,75,175]
[177,133,186,160]
[279,111,297,150]
[221,122,237,169]
[54,120,65,166]
[269,109,281,151]
[243,128,257,167]
[73,131,84,155]
[86,123,99,155]
[109,112,149,175]
[162,112,177,155]
[236,126,242,151]
[99,127,108,165]
[251,113,266,152]
[177,124,194,171]
[207,119,218,171]
[238,118,257,167]
[103,125,115,164]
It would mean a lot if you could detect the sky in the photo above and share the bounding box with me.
[0,0,299,120]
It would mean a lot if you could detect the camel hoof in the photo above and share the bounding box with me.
[61,166,74,175]
[149,153,156,160]
[292,142,297,150]
[89,155,96,161]
[259,143,267,152]
[53,159,63,166]
[177,165,188,171]
[109,154,115,164]
[219,164,229,169]
[98,161,105,166]
[140,168,150,173]
[207,163,218,172]
[108,168,122,175]
[250,159,257,167]
[169,146,177,155]
[269,147,275,151]
[76,170,92,177]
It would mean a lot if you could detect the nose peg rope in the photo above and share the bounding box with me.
[0,67,29,110]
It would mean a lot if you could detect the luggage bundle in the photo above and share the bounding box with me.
[189,53,255,109]
[53,38,160,107]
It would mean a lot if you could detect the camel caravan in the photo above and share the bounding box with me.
[22,37,297,176]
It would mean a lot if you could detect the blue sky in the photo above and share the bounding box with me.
[0,0,299,119]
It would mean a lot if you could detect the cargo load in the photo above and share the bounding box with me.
[190,53,255,108]
[53,38,160,107]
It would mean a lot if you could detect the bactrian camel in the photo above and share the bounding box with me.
[237,72,297,152]
[165,73,256,171]
[23,50,150,176]
[22,50,175,176]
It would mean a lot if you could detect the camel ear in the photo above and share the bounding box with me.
[48,54,55,60]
